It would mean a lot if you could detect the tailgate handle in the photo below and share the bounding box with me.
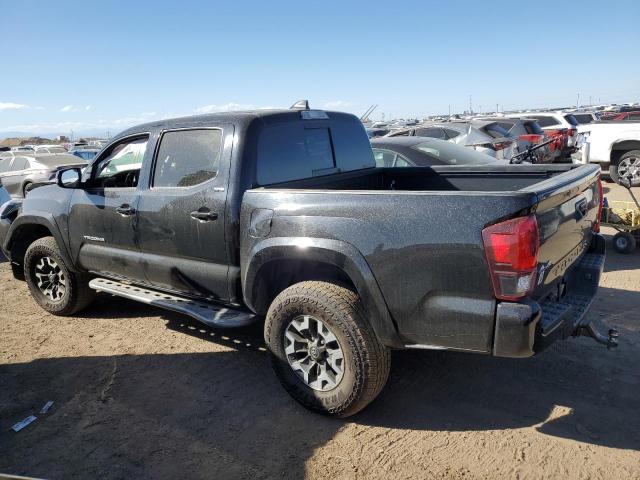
[575,198,588,220]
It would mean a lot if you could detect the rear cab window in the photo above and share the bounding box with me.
[257,114,375,185]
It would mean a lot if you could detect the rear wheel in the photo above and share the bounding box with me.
[22,182,32,197]
[24,236,94,315]
[610,150,640,187]
[264,281,390,417]
[612,232,636,254]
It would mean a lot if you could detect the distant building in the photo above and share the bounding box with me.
[56,135,70,142]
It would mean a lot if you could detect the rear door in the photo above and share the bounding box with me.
[136,126,232,301]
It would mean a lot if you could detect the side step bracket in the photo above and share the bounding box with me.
[89,278,256,328]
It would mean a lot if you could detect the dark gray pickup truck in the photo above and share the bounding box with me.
[0,104,615,417]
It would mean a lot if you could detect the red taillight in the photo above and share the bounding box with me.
[519,134,544,143]
[491,140,513,151]
[482,215,540,301]
[593,177,603,233]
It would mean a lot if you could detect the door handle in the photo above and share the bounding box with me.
[115,204,136,216]
[190,210,218,222]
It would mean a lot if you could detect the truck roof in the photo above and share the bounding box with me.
[115,108,355,140]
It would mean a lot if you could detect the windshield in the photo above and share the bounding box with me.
[411,140,499,165]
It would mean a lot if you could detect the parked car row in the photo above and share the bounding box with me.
[0,151,88,198]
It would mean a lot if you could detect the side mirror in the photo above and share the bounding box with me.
[57,167,82,189]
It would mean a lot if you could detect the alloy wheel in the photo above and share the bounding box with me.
[34,256,67,301]
[284,315,345,391]
[618,156,640,182]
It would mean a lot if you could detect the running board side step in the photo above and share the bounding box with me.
[89,278,256,328]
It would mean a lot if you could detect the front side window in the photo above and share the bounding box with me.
[0,158,12,173]
[94,136,148,188]
[153,129,222,188]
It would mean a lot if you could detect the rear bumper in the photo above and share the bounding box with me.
[493,233,607,358]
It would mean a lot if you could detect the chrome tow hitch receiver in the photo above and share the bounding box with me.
[574,317,619,349]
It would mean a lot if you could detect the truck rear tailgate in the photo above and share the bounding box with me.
[521,164,604,348]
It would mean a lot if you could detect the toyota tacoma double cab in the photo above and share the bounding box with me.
[0,102,616,417]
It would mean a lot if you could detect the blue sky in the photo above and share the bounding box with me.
[1,0,639,138]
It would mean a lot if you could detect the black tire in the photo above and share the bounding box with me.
[609,150,640,187]
[24,236,94,315]
[22,182,32,197]
[264,281,390,417]
[612,232,636,254]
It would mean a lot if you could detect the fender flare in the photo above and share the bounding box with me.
[243,236,402,347]
[3,213,77,271]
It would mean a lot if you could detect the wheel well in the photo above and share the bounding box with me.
[250,259,357,315]
[610,141,640,163]
[8,224,52,267]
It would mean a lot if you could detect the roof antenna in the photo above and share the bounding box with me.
[290,100,310,110]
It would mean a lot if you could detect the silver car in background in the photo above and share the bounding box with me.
[0,152,86,198]
[385,120,518,161]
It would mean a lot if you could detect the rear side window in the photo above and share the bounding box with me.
[531,116,560,127]
[153,129,222,188]
[571,114,594,124]
[373,149,396,167]
[443,128,461,139]
[484,123,511,138]
[258,124,335,184]
[523,121,545,134]
[388,130,411,137]
[414,127,446,139]
[563,114,579,127]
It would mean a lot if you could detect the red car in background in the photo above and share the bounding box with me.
[605,111,640,121]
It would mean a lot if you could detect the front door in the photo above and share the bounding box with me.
[136,127,231,302]
[68,134,149,281]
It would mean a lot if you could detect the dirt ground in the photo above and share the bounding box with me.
[1,182,639,480]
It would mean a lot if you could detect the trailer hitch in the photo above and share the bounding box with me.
[574,317,619,349]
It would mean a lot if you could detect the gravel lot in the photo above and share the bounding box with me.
[1,182,639,480]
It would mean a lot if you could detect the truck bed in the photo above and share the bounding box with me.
[242,163,601,353]
[259,164,591,193]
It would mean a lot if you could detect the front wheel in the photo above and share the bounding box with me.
[264,281,390,417]
[610,150,640,187]
[24,236,95,315]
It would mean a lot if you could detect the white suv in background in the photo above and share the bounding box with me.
[506,112,579,158]
[574,122,640,186]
